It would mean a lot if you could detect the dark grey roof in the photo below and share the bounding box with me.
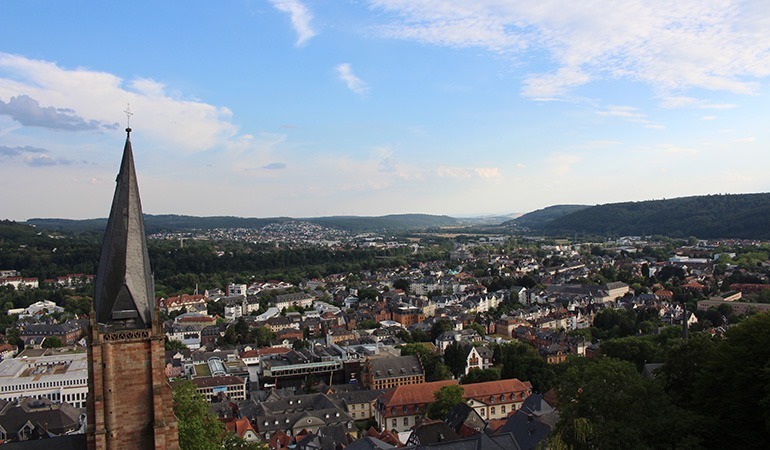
[0,434,86,449]
[403,431,520,450]
[0,398,82,442]
[409,421,461,445]
[444,403,486,435]
[93,129,154,329]
[327,389,384,407]
[345,436,396,450]
[368,355,423,379]
[495,394,558,450]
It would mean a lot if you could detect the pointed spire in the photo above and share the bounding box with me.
[93,128,154,329]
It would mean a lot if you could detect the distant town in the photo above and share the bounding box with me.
[1,221,769,448]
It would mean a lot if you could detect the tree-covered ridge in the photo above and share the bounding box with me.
[25,213,458,234]
[507,204,589,229]
[530,193,770,238]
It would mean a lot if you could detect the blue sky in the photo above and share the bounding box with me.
[1,0,768,220]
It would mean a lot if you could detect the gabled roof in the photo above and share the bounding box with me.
[460,379,532,402]
[380,380,457,407]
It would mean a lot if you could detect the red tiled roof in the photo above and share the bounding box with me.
[461,379,532,402]
[382,380,458,407]
[256,347,292,356]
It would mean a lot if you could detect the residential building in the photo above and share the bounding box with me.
[465,346,493,374]
[361,355,425,390]
[374,380,457,432]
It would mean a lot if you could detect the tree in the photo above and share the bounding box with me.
[460,367,501,384]
[165,337,188,353]
[172,380,226,450]
[432,363,454,381]
[430,319,453,341]
[556,358,699,449]
[689,313,770,447]
[498,342,556,392]
[42,336,62,348]
[428,385,464,420]
[251,326,276,347]
[443,342,467,378]
[357,319,381,330]
[393,278,410,293]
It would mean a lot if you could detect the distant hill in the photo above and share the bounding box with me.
[505,205,589,229]
[526,194,770,239]
[25,213,458,234]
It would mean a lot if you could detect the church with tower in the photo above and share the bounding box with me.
[85,126,179,449]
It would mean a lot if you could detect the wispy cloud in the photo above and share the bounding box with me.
[270,0,316,47]
[596,105,664,129]
[0,144,46,157]
[735,137,756,143]
[370,1,770,103]
[24,154,80,167]
[262,162,287,170]
[335,63,369,95]
[436,166,501,179]
[547,153,580,175]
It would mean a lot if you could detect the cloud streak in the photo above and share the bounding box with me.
[0,94,118,131]
[335,63,369,95]
[270,0,316,47]
[0,144,46,157]
[370,0,770,102]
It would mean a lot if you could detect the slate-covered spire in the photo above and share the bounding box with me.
[93,128,154,329]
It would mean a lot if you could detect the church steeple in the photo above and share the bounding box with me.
[93,127,154,329]
[87,128,179,450]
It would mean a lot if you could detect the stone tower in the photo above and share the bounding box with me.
[86,128,179,450]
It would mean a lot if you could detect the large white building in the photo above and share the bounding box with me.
[0,352,89,408]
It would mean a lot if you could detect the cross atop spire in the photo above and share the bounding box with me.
[124,103,133,136]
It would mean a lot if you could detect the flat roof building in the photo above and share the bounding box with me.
[0,352,89,409]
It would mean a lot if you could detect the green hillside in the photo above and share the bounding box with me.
[25,213,457,234]
[507,205,589,229]
[536,193,770,239]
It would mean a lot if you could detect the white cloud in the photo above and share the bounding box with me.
[436,165,501,179]
[335,63,369,95]
[270,0,316,47]
[735,137,756,143]
[660,144,699,155]
[547,153,580,175]
[370,1,770,102]
[701,115,718,121]
[596,105,664,129]
[0,52,240,154]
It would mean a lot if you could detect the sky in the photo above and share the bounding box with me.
[1,0,769,221]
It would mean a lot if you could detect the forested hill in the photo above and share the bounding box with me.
[504,205,589,229]
[25,213,458,234]
[524,193,770,239]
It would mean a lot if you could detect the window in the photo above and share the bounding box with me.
[392,419,397,428]
[403,417,409,426]
[491,406,496,415]
[501,405,506,414]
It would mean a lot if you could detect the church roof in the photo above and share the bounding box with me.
[92,128,155,329]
